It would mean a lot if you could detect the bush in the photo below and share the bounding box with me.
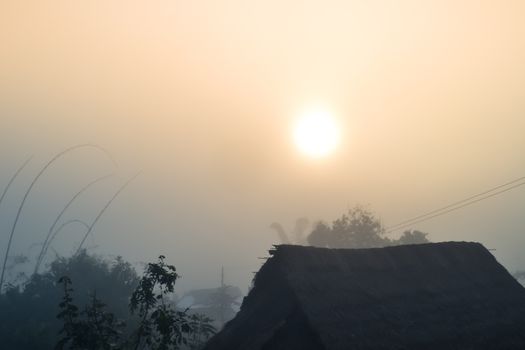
[55,255,216,350]
[0,251,139,350]
[0,252,215,349]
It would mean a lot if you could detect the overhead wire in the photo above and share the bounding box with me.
[386,177,525,233]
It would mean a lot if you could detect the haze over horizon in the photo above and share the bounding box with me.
[1,0,525,292]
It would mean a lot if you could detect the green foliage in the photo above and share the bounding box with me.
[307,206,430,248]
[56,276,80,349]
[54,255,216,350]
[50,251,140,318]
[56,276,125,350]
[0,251,140,350]
[129,255,192,350]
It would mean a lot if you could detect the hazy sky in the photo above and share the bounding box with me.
[1,0,525,292]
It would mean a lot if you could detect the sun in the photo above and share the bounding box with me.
[293,109,340,158]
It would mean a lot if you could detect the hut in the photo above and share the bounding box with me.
[204,242,525,349]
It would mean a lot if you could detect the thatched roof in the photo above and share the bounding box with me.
[204,242,525,350]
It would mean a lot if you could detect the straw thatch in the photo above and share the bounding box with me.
[204,242,525,349]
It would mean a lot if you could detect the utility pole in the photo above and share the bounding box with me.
[220,266,225,327]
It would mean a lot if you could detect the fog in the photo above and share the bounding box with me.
[1,0,525,294]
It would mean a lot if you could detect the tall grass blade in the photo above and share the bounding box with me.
[34,174,113,274]
[75,172,140,255]
[0,144,116,290]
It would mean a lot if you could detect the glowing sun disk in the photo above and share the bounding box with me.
[293,110,340,158]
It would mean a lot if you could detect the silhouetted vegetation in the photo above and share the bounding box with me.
[0,252,215,350]
[0,251,138,349]
[56,254,215,349]
[307,206,430,248]
[270,218,310,245]
[56,276,125,350]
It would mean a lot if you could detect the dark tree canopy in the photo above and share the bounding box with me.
[0,251,216,350]
[307,206,430,249]
[0,251,139,350]
[56,255,216,350]
[395,230,430,245]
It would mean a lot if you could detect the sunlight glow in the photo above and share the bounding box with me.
[293,109,340,158]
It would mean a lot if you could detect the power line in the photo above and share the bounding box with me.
[387,175,525,230]
[386,178,525,233]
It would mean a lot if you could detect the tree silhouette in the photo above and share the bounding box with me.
[307,206,430,248]
[54,255,216,350]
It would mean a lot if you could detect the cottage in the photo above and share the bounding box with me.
[205,242,525,349]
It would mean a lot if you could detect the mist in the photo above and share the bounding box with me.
[1,1,525,348]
